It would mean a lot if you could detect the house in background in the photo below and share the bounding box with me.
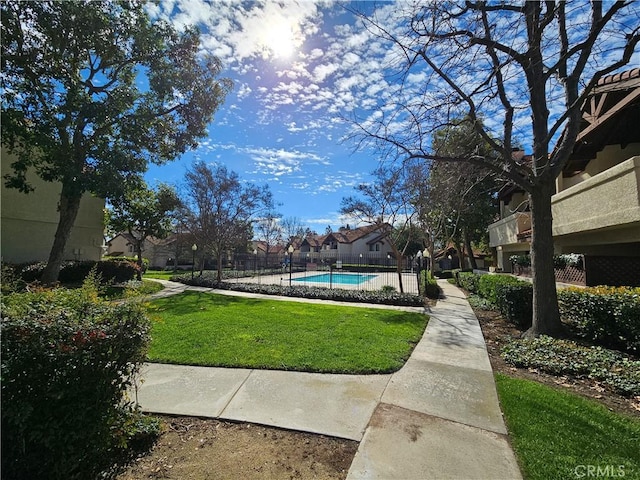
[299,224,393,263]
[488,68,640,286]
[106,232,188,269]
[1,147,105,264]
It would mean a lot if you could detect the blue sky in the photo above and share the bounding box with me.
[143,1,640,233]
[144,1,390,232]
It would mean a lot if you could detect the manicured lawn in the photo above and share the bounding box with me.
[143,270,179,280]
[102,279,164,299]
[146,291,428,373]
[495,374,640,480]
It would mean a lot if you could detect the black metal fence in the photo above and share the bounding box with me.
[216,252,422,294]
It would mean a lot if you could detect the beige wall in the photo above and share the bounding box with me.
[557,144,640,192]
[1,148,105,263]
[551,156,640,243]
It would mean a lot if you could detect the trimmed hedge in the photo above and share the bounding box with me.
[457,271,480,293]
[502,335,640,396]
[172,272,425,307]
[477,274,522,305]
[419,270,442,299]
[495,282,533,328]
[1,278,155,479]
[558,286,640,354]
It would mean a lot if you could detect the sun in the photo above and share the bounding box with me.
[268,25,295,58]
[261,19,298,60]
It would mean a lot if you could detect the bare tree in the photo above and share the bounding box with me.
[255,211,283,261]
[350,1,639,336]
[280,216,306,246]
[341,164,416,293]
[182,162,272,283]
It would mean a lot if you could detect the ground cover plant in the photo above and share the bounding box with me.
[171,271,425,306]
[146,291,428,373]
[496,375,640,480]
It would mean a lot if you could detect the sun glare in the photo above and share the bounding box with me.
[269,26,295,58]
[261,19,298,59]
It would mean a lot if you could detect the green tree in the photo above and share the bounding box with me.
[182,162,272,283]
[352,2,639,337]
[1,0,231,284]
[107,183,181,280]
[429,119,500,269]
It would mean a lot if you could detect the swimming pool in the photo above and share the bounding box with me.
[293,273,378,285]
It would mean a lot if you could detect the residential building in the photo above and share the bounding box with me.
[299,224,393,263]
[488,68,640,285]
[106,232,187,268]
[1,147,105,264]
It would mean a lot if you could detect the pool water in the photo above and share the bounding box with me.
[293,273,378,285]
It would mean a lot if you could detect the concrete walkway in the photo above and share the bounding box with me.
[135,279,522,479]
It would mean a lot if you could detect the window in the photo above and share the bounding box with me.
[369,243,380,252]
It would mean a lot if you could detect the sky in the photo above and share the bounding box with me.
[143,0,640,233]
[144,0,393,232]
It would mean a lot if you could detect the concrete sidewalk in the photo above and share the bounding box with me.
[136,279,522,479]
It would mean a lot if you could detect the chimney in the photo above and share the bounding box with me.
[511,147,525,161]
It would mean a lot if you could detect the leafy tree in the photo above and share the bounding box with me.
[351,2,639,337]
[107,183,181,279]
[429,118,500,269]
[1,0,232,284]
[341,164,416,293]
[182,162,272,283]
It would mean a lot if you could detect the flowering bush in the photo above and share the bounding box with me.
[1,276,154,479]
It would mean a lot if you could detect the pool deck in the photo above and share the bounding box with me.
[225,270,421,294]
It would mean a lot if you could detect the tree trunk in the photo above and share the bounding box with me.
[216,253,223,283]
[396,257,404,293]
[135,242,144,281]
[41,190,82,285]
[525,183,564,337]
[464,229,478,270]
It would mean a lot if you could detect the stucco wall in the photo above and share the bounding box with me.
[1,148,105,263]
[551,156,640,239]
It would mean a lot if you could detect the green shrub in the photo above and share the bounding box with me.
[419,270,441,299]
[501,336,640,396]
[381,285,396,293]
[1,278,154,479]
[1,264,27,294]
[509,254,531,267]
[457,271,480,293]
[558,286,640,354]
[15,259,140,285]
[477,274,521,305]
[495,282,533,328]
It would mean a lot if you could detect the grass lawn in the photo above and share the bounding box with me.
[495,374,640,480]
[102,279,164,299]
[143,270,179,280]
[146,291,428,373]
